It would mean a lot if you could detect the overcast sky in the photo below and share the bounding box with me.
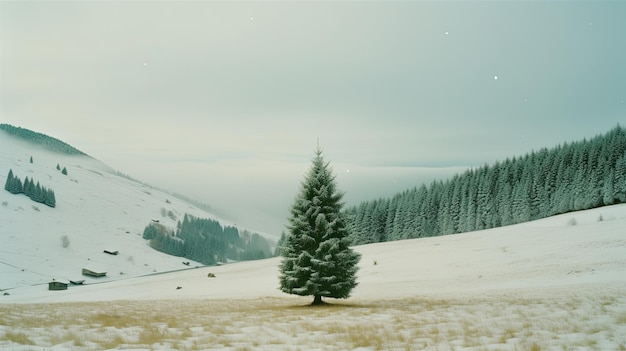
[2,1,625,237]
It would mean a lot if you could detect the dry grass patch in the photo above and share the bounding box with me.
[616,312,626,325]
[1,291,626,350]
[2,331,34,345]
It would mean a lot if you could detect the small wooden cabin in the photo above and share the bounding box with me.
[48,281,68,290]
[82,268,107,277]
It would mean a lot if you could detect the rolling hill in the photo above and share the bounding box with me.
[3,202,625,304]
[2,202,626,350]
[2,127,626,350]
[0,128,270,291]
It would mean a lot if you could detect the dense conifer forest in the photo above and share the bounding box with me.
[0,123,87,156]
[345,126,626,245]
[143,214,273,265]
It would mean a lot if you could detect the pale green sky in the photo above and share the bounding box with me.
[2,1,625,235]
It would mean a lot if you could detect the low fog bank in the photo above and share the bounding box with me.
[115,157,465,237]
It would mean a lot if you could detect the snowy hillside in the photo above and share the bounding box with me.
[3,202,626,303]
[0,130,245,291]
[2,129,626,350]
[2,203,626,351]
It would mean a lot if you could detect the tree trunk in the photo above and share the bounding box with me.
[312,295,323,305]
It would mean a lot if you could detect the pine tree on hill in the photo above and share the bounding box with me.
[44,189,56,208]
[33,182,43,202]
[23,177,32,197]
[279,148,361,305]
[4,169,23,194]
[62,167,68,175]
[5,169,13,192]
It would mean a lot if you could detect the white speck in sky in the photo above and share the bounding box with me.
[250,17,254,21]
[144,62,148,67]
[346,169,350,173]
[445,31,449,35]
[494,75,498,80]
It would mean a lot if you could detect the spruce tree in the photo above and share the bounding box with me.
[44,189,56,208]
[14,175,23,194]
[279,148,361,305]
[5,169,14,192]
[23,177,33,197]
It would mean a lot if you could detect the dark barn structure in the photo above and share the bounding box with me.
[48,281,68,290]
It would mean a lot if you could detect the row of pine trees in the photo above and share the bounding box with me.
[4,169,56,208]
[0,123,87,156]
[345,126,626,245]
[143,214,272,265]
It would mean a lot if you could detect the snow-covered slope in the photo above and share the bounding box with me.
[2,129,626,305]
[3,131,626,351]
[3,201,625,304]
[0,131,237,291]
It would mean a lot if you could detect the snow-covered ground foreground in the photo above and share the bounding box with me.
[2,204,626,350]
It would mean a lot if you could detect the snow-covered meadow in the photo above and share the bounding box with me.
[2,204,626,350]
[2,132,626,350]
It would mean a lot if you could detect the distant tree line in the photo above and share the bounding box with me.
[4,169,56,208]
[0,123,87,156]
[143,214,273,265]
[345,126,626,245]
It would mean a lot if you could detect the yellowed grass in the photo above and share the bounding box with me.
[2,331,34,345]
[1,291,625,351]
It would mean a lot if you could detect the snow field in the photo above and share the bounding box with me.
[2,290,626,351]
[3,134,626,350]
[2,203,626,350]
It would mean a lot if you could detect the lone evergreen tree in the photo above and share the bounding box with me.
[279,148,361,305]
